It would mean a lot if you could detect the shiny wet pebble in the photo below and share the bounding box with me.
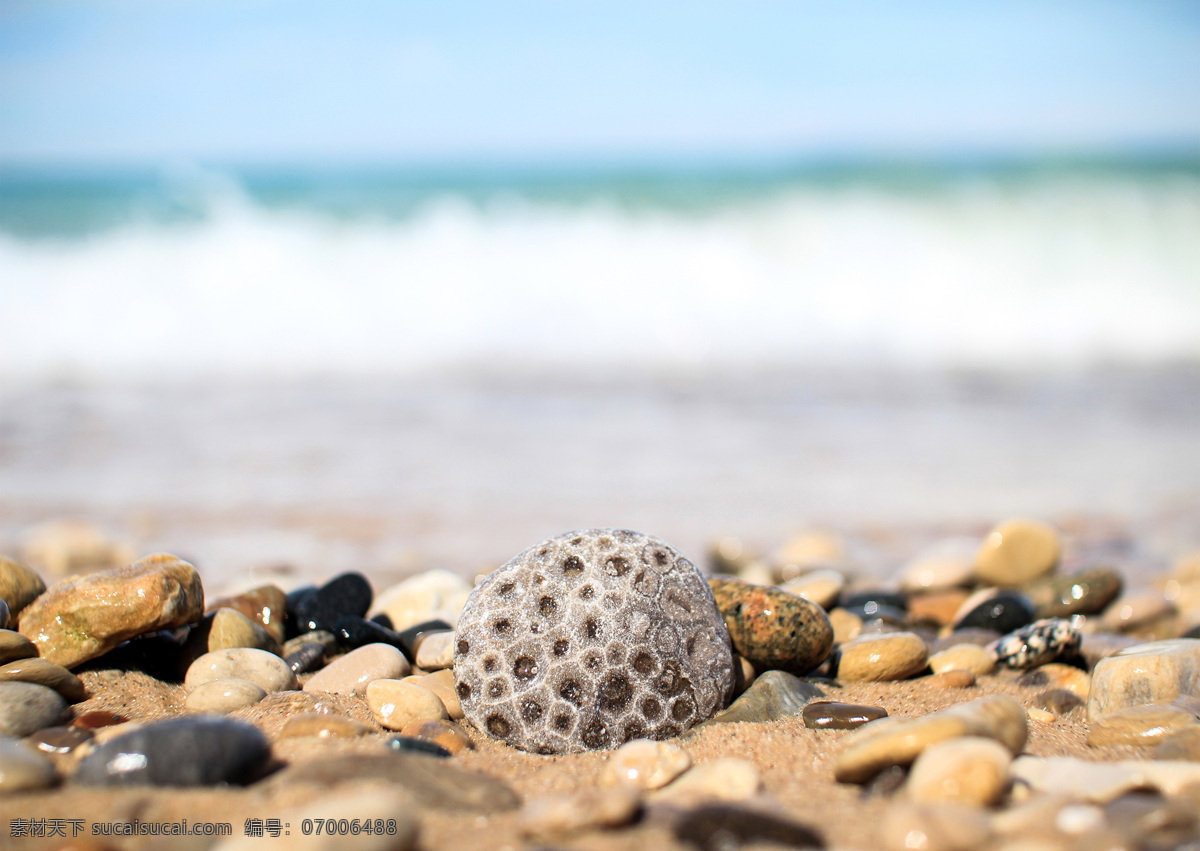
[29,725,92,754]
[952,589,1035,634]
[293,572,373,633]
[385,735,451,758]
[802,700,887,730]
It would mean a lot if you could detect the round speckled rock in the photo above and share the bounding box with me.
[708,577,833,674]
[989,618,1081,670]
[453,529,734,754]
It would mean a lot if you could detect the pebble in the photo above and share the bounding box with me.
[1018,663,1091,699]
[652,757,762,804]
[928,644,996,676]
[72,709,127,729]
[283,641,324,674]
[455,529,735,753]
[773,530,846,580]
[184,678,267,714]
[835,695,1027,783]
[0,598,7,629]
[1105,792,1199,851]
[366,678,448,730]
[673,804,823,851]
[17,553,204,669]
[899,538,978,593]
[909,590,972,627]
[73,716,271,786]
[845,603,908,626]
[973,518,1061,587]
[1155,727,1200,761]
[414,629,455,670]
[905,736,1012,806]
[0,681,69,737]
[1010,755,1200,802]
[370,569,473,632]
[952,588,1035,634]
[803,701,887,730]
[283,629,338,657]
[929,670,976,689]
[1024,567,1123,619]
[184,647,298,694]
[828,608,863,644]
[779,568,845,610]
[1027,707,1056,724]
[277,712,370,739]
[206,584,288,643]
[385,735,451,757]
[731,652,756,696]
[303,642,410,695]
[601,738,691,789]
[1087,703,1198,747]
[293,571,373,633]
[701,670,825,725]
[1088,638,1200,723]
[403,669,463,720]
[212,789,417,851]
[837,632,929,681]
[931,628,1002,652]
[181,609,280,668]
[879,802,993,851]
[0,629,38,665]
[395,618,454,656]
[989,619,1081,669]
[843,589,909,611]
[399,719,474,754]
[0,556,47,618]
[1037,689,1083,716]
[0,656,86,702]
[333,615,413,654]
[709,576,833,674]
[1079,632,1141,669]
[518,786,640,840]
[29,725,92,754]
[0,735,58,792]
[1099,592,1177,637]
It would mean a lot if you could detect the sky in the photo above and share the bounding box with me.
[1,0,1199,166]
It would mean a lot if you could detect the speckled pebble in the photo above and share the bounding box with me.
[837,632,928,681]
[184,678,267,714]
[303,642,410,696]
[710,576,832,675]
[905,736,1012,806]
[366,678,448,730]
[0,735,58,792]
[1087,703,1198,747]
[277,712,370,739]
[601,738,691,789]
[185,647,298,694]
[990,618,1081,670]
[0,681,69,737]
[802,700,887,730]
[0,656,86,702]
[928,644,996,676]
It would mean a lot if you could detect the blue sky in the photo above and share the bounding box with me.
[2,0,1199,166]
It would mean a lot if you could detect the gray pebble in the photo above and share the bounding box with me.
[0,682,69,737]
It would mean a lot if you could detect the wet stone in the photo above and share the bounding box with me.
[282,630,338,657]
[1038,689,1084,716]
[386,735,451,758]
[284,642,324,674]
[333,616,411,656]
[600,738,691,789]
[366,679,448,730]
[278,712,370,739]
[284,585,317,635]
[673,804,823,851]
[0,556,47,619]
[0,682,69,737]
[701,670,825,726]
[1087,703,1198,747]
[294,572,373,634]
[837,632,928,681]
[0,630,38,666]
[1088,638,1200,723]
[73,716,271,786]
[952,589,1035,634]
[973,518,1061,587]
[0,656,86,702]
[185,647,298,694]
[1025,566,1124,619]
[29,725,92,754]
[990,618,1082,669]
[710,576,833,674]
[184,678,266,714]
[181,608,280,668]
[206,584,288,644]
[802,700,887,730]
[0,735,58,792]
[399,719,474,754]
[72,710,127,730]
[403,668,464,720]
[303,642,410,696]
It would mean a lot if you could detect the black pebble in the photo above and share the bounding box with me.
[386,736,451,758]
[397,619,454,658]
[0,598,9,629]
[285,586,318,638]
[284,642,325,674]
[674,804,823,850]
[334,616,412,659]
[293,573,373,633]
[73,717,271,787]
[370,612,394,629]
[841,590,908,612]
[78,631,185,681]
[954,592,1034,634]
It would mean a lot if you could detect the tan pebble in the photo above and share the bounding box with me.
[185,647,297,694]
[0,557,47,620]
[829,608,863,644]
[184,678,266,714]
[973,518,1060,587]
[1019,663,1090,700]
[278,712,370,739]
[929,670,976,689]
[879,801,993,851]
[1098,593,1178,638]
[401,668,462,720]
[0,736,58,792]
[183,609,280,666]
[0,657,86,702]
[731,653,756,696]
[518,785,639,840]
[909,590,973,627]
[899,538,977,593]
[1088,638,1200,723]
[600,738,692,790]
[737,561,775,586]
[1027,707,1055,724]
[838,632,929,681]
[1006,755,1200,802]
[779,568,845,610]
[773,530,846,580]
[369,569,473,631]
[413,630,455,670]
[1154,726,1200,760]
[0,630,39,666]
[652,757,761,804]
[212,788,417,851]
[366,679,448,730]
[928,644,996,676]
[304,643,410,696]
[206,584,288,644]
[906,736,1012,807]
[1086,704,1197,746]
[399,719,473,754]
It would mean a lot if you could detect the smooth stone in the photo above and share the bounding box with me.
[413,629,455,670]
[899,538,978,593]
[29,725,92,754]
[989,618,1082,670]
[1088,639,1200,723]
[973,518,1061,587]
[0,598,7,629]
[905,736,1012,806]
[828,608,863,644]
[879,802,993,851]
[284,642,324,674]
[1010,755,1200,802]
[1087,704,1198,747]
[293,572,373,633]
[930,628,1001,652]
[267,753,520,812]
[1099,593,1177,636]
[928,644,996,676]
[366,679,448,730]
[185,647,298,694]
[1018,663,1091,699]
[283,629,338,657]
[834,695,1027,783]
[952,588,1035,634]
[0,682,69,737]
[386,735,451,758]
[206,584,288,644]
[600,738,691,789]
[278,712,370,739]
[929,670,976,689]
[303,642,410,696]
[0,556,47,618]
[1026,707,1056,724]
[184,678,266,714]
[1038,689,1084,716]
[0,735,58,792]
[700,670,825,725]
[212,788,417,851]
[402,669,463,720]
[399,719,473,754]
[284,585,316,633]
[837,632,929,681]
[0,629,38,665]
[802,700,887,730]
[333,615,412,655]
[72,709,128,729]
[773,530,846,580]
[17,553,204,669]
[519,786,640,840]
[1155,727,1200,761]
[395,618,453,657]
[779,568,845,610]
[709,577,833,674]
[844,603,908,626]
[369,569,473,632]
[673,804,823,851]
[73,716,271,786]
[652,757,762,804]
[182,609,279,668]
[731,653,756,696]
[0,657,86,702]
[1025,567,1124,619]
[909,590,972,627]
[18,520,135,576]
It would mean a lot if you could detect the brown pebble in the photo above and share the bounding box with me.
[72,710,127,729]
[28,724,93,754]
[399,719,474,754]
[803,701,888,730]
[0,657,86,702]
[401,668,463,720]
[206,584,289,643]
[908,590,972,626]
[0,630,39,666]
[929,670,976,689]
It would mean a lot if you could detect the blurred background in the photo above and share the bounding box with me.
[1,1,1198,589]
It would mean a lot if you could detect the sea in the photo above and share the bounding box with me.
[1,155,1198,588]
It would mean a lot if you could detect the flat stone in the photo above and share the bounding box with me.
[213,789,417,851]
[951,588,1035,634]
[973,518,1061,586]
[778,568,845,610]
[652,757,762,805]
[1038,689,1084,716]
[905,736,1012,806]
[709,577,833,674]
[673,804,823,850]
[28,725,92,754]
[600,738,691,789]
[1018,663,1091,699]
[1155,727,1200,761]
[366,679,448,730]
[837,632,928,681]
[185,647,298,694]
[834,695,1026,784]
[1088,639,1200,723]
[403,669,463,720]
[990,618,1081,669]
[899,538,978,593]
[0,657,86,702]
[929,670,976,689]
[802,701,887,730]
[269,753,520,812]
[370,569,474,632]
[414,629,455,670]
[879,802,993,851]
[701,670,825,726]
[184,678,266,714]
[519,786,640,840]
[0,682,69,737]
[72,716,271,786]
[304,642,410,696]
[17,553,204,669]
[0,735,58,792]
[1025,567,1124,619]
[1010,755,1200,802]
[1026,707,1056,725]
[278,711,370,739]
[206,584,288,644]
[294,572,373,633]
[399,719,473,754]
[908,590,972,627]
[1087,704,1198,747]
[928,644,996,676]
[0,556,47,619]
[0,630,39,665]
[181,609,280,670]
